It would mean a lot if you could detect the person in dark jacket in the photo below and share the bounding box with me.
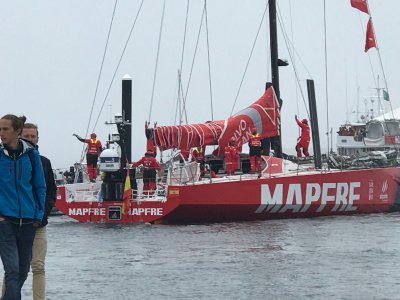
[0,114,46,300]
[22,122,57,300]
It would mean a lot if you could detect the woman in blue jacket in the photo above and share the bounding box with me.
[0,114,46,300]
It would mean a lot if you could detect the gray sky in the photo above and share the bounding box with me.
[1,1,399,169]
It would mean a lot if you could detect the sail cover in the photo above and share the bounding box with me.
[152,86,280,155]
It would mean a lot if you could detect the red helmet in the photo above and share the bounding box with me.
[90,133,97,138]
[251,127,257,134]
[302,119,308,124]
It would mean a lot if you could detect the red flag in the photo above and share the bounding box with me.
[350,0,369,14]
[122,172,131,216]
[365,18,376,52]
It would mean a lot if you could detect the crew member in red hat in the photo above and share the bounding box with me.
[248,127,262,173]
[73,132,103,182]
[131,150,161,195]
[295,115,310,157]
[224,138,239,175]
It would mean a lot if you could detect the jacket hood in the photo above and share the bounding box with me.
[0,139,35,157]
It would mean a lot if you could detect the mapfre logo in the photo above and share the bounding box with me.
[379,180,389,201]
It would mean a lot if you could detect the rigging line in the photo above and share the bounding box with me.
[276,5,309,117]
[357,11,378,97]
[80,0,118,163]
[148,0,167,124]
[179,71,188,124]
[173,70,181,126]
[364,4,395,144]
[281,39,312,79]
[366,1,394,119]
[204,0,214,121]
[178,0,190,125]
[323,0,330,157]
[288,0,300,116]
[181,4,206,124]
[91,0,145,130]
[176,70,185,125]
[229,2,268,116]
[179,0,190,74]
[166,71,180,153]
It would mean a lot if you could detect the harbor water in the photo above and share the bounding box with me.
[4,213,400,299]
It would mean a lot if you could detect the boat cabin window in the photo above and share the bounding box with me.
[338,126,353,136]
[366,122,384,139]
[384,121,400,136]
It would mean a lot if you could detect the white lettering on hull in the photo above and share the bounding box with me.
[68,207,164,217]
[69,208,106,216]
[129,208,163,216]
[256,182,361,214]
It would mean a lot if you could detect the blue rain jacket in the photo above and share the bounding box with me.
[0,139,46,221]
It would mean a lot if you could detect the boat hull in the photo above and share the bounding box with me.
[55,167,400,223]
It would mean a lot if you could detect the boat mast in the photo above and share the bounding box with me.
[269,0,283,158]
[122,74,132,163]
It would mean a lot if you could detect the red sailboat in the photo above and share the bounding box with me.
[56,0,400,223]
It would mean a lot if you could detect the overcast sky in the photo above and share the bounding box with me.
[1,0,399,169]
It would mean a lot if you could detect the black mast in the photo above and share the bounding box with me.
[122,74,132,163]
[268,0,283,158]
[307,79,322,169]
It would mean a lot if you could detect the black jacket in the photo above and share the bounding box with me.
[40,155,57,227]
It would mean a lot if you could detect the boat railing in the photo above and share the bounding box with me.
[166,158,200,185]
[66,190,100,203]
[131,185,167,202]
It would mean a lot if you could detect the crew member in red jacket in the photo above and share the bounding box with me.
[224,138,239,175]
[295,115,310,157]
[73,132,102,182]
[248,127,262,173]
[131,150,161,195]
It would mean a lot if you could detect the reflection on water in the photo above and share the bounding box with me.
[1,213,399,299]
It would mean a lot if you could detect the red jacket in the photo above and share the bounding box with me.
[224,145,239,161]
[295,118,310,141]
[248,134,262,156]
[131,156,161,171]
[84,139,102,155]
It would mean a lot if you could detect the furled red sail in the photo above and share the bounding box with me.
[151,86,280,156]
[365,18,376,52]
